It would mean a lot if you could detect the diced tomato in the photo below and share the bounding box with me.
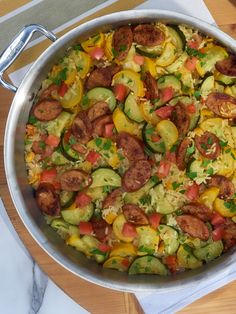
[86,150,101,164]
[186,104,196,114]
[149,213,162,229]
[113,84,127,102]
[151,134,161,142]
[58,82,68,97]
[89,47,104,60]
[40,168,61,189]
[157,160,171,179]
[160,87,174,103]
[133,54,145,65]
[185,183,200,201]
[184,56,198,71]
[155,105,173,119]
[165,255,177,273]
[212,226,225,242]
[75,192,92,207]
[45,134,60,148]
[165,151,176,164]
[121,258,130,267]
[187,40,199,49]
[40,168,57,183]
[104,123,115,138]
[122,223,137,238]
[98,243,111,252]
[211,212,226,226]
[79,221,93,235]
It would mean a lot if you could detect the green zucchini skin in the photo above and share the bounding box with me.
[128,255,168,275]
[124,93,144,123]
[142,123,166,153]
[59,190,76,208]
[90,167,121,188]
[167,25,186,51]
[86,87,116,111]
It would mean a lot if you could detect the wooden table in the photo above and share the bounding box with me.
[0,0,236,313]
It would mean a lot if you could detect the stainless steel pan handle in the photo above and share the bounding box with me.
[0,24,57,93]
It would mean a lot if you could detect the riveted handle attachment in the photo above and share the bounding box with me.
[0,24,57,93]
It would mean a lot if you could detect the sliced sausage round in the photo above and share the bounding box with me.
[117,132,145,161]
[85,64,120,90]
[102,188,123,209]
[87,101,110,122]
[92,114,113,137]
[35,183,60,216]
[176,138,192,171]
[181,202,212,221]
[223,219,236,240]
[122,204,149,225]
[39,84,58,99]
[171,103,190,137]
[32,99,62,121]
[207,175,235,200]
[133,24,164,47]
[215,54,236,77]
[122,159,151,192]
[91,218,112,242]
[195,131,220,159]
[206,92,236,119]
[176,215,210,240]
[144,71,159,101]
[71,111,92,144]
[60,169,92,191]
[112,26,133,60]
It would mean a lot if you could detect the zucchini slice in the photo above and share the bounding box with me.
[129,255,168,275]
[156,119,179,151]
[59,190,76,208]
[90,168,121,188]
[124,93,144,123]
[61,131,81,161]
[200,75,215,98]
[158,225,179,255]
[166,52,188,73]
[157,75,182,96]
[193,241,223,262]
[135,44,163,58]
[61,203,94,225]
[152,184,175,214]
[136,226,159,256]
[50,150,70,166]
[177,245,202,269]
[51,218,80,238]
[167,25,186,52]
[86,87,116,111]
[142,123,166,153]
[46,111,72,138]
[214,71,236,86]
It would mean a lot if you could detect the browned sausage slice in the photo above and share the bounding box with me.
[36,183,60,216]
[71,111,92,144]
[223,219,236,240]
[207,175,235,200]
[91,218,112,242]
[122,204,149,225]
[171,103,190,137]
[122,159,151,192]
[60,169,92,191]
[181,203,212,221]
[92,114,113,137]
[206,92,236,119]
[116,132,145,161]
[195,131,220,159]
[176,215,210,240]
[215,54,236,77]
[144,71,159,101]
[112,26,133,60]
[176,138,192,171]
[133,24,164,47]
[102,188,123,209]
[85,64,121,90]
[87,101,110,122]
[33,99,62,121]
[39,84,58,99]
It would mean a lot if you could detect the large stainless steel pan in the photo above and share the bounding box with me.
[2,10,236,292]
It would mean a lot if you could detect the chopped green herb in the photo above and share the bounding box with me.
[159,142,166,153]
[119,44,127,52]
[94,137,102,147]
[90,248,106,256]
[139,194,151,205]
[231,152,236,160]
[117,152,125,160]
[183,243,192,253]
[81,95,89,108]
[146,127,155,135]
[112,47,118,57]
[186,47,206,58]
[103,139,112,150]
[179,189,186,194]
[206,167,214,175]
[24,139,32,145]
[28,115,38,125]
[186,143,195,155]
[193,90,201,99]
[186,171,197,179]
[172,181,182,190]
[69,136,76,145]
[52,67,67,85]
[150,175,159,184]
[200,143,208,150]
[175,209,183,216]
[201,159,211,167]
[39,141,46,149]
[73,44,82,51]
[149,107,155,114]
[77,65,83,72]
[200,61,206,67]
[170,143,178,153]
[103,185,112,193]
[175,73,182,80]
[225,148,231,154]
[138,245,154,255]
[224,200,236,213]
[219,140,228,147]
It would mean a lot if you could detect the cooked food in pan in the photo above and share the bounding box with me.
[24,22,236,275]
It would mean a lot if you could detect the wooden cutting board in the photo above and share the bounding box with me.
[0,1,236,313]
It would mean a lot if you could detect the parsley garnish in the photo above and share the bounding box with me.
[186,171,197,179]
[111,47,118,57]
[219,140,228,147]
[94,137,102,147]
[146,127,155,135]
[139,194,151,205]
[206,167,214,175]
[186,47,206,58]
[73,44,82,51]
[28,115,38,125]
[52,67,67,85]
[186,143,195,155]
[170,143,178,153]
[193,90,201,99]
[224,200,236,213]
[172,181,182,190]
[201,159,211,167]
[150,175,159,184]
[103,139,112,150]
[119,44,127,52]
[81,95,89,108]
